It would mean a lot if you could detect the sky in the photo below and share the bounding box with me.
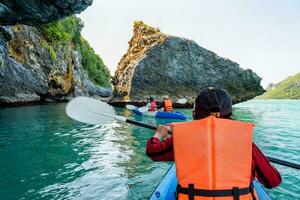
[79,0,300,88]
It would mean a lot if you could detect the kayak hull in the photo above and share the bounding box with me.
[150,164,272,200]
[132,109,187,120]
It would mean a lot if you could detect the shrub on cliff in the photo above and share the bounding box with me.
[40,16,111,87]
[41,16,83,43]
[79,38,111,87]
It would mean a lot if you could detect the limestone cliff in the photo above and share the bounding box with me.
[113,21,167,102]
[0,0,93,25]
[0,16,111,105]
[111,22,263,105]
[111,22,264,106]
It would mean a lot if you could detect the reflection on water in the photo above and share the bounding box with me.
[0,101,299,199]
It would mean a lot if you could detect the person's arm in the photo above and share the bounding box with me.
[252,143,282,188]
[146,125,174,161]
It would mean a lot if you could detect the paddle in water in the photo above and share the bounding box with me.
[125,104,137,110]
[66,97,300,170]
[125,104,149,112]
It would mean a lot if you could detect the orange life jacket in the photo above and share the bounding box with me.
[163,99,173,112]
[172,116,258,200]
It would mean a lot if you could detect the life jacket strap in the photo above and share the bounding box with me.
[233,187,239,200]
[250,183,257,200]
[188,184,194,200]
[177,184,254,200]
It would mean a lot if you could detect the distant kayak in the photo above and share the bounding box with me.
[150,164,272,200]
[132,109,187,120]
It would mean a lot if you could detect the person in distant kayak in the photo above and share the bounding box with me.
[158,95,173,112]
[146,97,157,112]
[146,87,281,200]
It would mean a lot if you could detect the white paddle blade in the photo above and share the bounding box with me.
[66,97,115,125]
[176,98,187,104]
[138,106,149,112]
[126,104,137,110]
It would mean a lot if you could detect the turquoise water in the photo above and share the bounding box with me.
[0,100,299,199]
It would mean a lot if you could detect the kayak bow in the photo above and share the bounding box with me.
[132,109,187,120]
[150,164,272,200]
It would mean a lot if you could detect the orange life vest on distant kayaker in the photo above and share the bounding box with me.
[149,101,157,112]
[163,99,173,112]
[172,116,258,200]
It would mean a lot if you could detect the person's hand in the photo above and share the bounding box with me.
[154,125,171,140]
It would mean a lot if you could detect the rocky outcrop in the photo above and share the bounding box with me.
[0,25,83,105]
[111,22,264,106]
[0,19,111,106]
[84,80,112,97]
[0,1,112,106]
[0,0,93,25]
[259,73,300,99]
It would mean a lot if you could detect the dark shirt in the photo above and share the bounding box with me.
[157,101,165,110]
[146,136,282,189]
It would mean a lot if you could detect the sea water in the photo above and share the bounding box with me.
[0,100,299,199]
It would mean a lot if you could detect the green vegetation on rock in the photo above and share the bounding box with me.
[40,39,57,60]
[261,73,300,99]
[41,16,82,44]
[79,38,111,87]
[40,16,111,87]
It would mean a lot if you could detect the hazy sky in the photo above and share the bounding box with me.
[79,0,300,87]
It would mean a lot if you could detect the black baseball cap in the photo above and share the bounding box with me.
[193,87,232,119]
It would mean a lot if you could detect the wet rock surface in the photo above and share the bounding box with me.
[84,80,112,97]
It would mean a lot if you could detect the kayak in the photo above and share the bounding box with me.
[132,109,187,120]
[150,164,272,200]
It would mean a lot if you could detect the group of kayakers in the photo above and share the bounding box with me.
[145,87,282,200]
[146,95,173,112]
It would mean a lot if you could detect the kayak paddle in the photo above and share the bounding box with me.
[138,106,150,112]
[125,105,137,110]
[66,97,300,170]
[66,96,158,129]
[176,98,187,104]
[126,104,149,112]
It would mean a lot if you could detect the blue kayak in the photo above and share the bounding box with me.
[150,164,272,200]
[132,109,187,120]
